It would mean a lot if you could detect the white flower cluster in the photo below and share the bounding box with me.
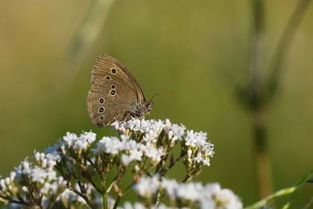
[113,118,214,166]
[0,158,96,208]
[62,131,96,155]
[93,136,164,165]
[134,176,243,209]
[15,160,67,196]
[0,118,220,209]
[0,159,67,207]
[185,130,214,166]
[35,151,60,169]
[0,171,18,198]
[113,119,185,143]
[39,119,213,167]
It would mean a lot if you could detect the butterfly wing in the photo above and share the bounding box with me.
[109,55,146,102]
[87,54,145,127]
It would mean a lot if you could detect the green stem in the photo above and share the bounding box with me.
[281,169,313,209]
[103,192,108,209]
[102,176,108,209]
[182,174,192,183]
[244,186,296,209]
[113,196,121,209]
[72,189,96,209]
[245,170,313,209]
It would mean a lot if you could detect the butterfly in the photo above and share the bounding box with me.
[87,54,153,127]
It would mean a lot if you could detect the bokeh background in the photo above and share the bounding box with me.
[1,0,313,207]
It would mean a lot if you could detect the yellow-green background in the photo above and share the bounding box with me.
[0,0,312,207]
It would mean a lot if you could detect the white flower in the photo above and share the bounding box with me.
[118,202,177,209]
[114,118,186,144]
[202,184,243,209]
[121,148,142,165]
[118,202,147,209]
[60,189,87,205]
[40,176,66,196]
[121,148,143,165]
[194,152,203,163]
[114,118,165,142]
[121,154,132,165]
[176,182,203,201]
[8,159,68,200]
[161,179,178,199]
[63,132,78,146]
[112,118,213,166]
[16,164,56,184]
[184,130,214,166]
[166,123,186,142]
[185,130,207,147]
[94,137,122,154]
[35,151,60,169]
[62,132,96,154]
[93,135,164,165]
[143,144,164,163]
[133,176,242,209]
[134,176,160,198]
[0,178,11,193]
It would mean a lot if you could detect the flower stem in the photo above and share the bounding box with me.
[103,192,108,209]
[113,196,121,209]
[102,175,108,209]
[244,186,296,209]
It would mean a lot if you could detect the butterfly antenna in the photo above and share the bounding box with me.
[149,93,159,102]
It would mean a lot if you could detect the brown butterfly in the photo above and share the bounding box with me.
[87,54,153,127]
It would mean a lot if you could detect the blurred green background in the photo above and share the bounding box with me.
[0,0,312,207]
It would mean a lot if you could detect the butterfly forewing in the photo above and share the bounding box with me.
[87,54,146,127]
[112,59,146,102]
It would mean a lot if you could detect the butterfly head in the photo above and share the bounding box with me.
[144,93,158,113]
[145,101,153,113]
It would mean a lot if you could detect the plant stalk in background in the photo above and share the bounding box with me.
[238,0,312,198]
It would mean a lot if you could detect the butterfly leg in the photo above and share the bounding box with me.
[121,111,133,122]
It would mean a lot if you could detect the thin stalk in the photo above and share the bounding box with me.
[159,152,186,176]
[113,196,121,209]
[72,189,96,209]
[182,174,192,183]
[245,170,313,209]
[244,186,296,209]
[248,0,273,197]
[267,0,312,94]
[102,178,108,209]
[248,0,312,199]
[251,108,272,197]
[103,192,108,209]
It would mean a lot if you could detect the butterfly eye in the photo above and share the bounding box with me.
[110,90,116,95]
[111,85,116,89]
[106,76,111,80]
[99,107,104,113]
[99,98,104,104]
[111,68,117,74]
[99,115,104,120]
